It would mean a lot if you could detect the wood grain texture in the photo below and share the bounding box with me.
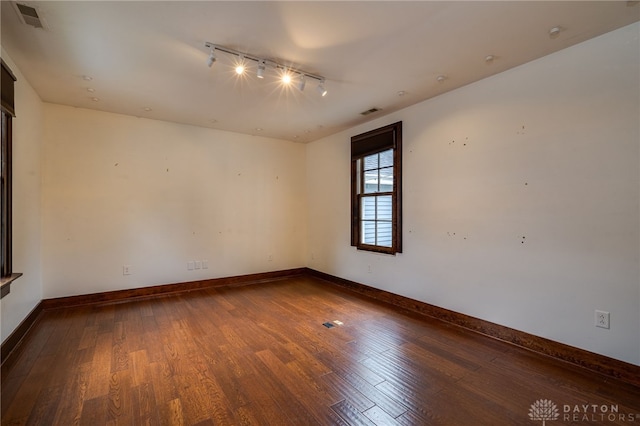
[2,275,639,425]
[1,269,305,365]
[307,268,640,388]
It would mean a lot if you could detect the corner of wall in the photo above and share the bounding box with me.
[0,47,45,343]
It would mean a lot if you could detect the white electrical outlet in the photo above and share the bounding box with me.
[123,265,132,275]
[595,310,610,329]
[202,260,209,269]
[187,261,194,271]
[195,260,202,270]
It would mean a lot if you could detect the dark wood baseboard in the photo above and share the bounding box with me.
[306,268,640,388]
[1,268,306,365]
[1,301,43,366]
[39,268,307,310]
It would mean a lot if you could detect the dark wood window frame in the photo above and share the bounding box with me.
[1,58,21,299]
[351,121,402,255]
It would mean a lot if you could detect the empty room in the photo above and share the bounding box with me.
[1,1,639,425]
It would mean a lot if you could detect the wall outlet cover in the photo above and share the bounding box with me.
[595,310,610,329]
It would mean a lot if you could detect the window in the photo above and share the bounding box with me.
[351,121,402,254]
[1,59,18,296]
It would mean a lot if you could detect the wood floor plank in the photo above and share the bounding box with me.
[319,371,376,412]
[50,362,91,425]
[255,348,339,424]
[0,373,23,415]
[106,370,133,426]
[148,361,179,406]
[2,276,639,425]
[315,349,384,387]
[375,380,440,421]
[1,353,57,423]
[187,352,237,425]
[24,384,63,425]
[144,323,168,366]
[342,371,408,418]
[163,398,185,426]
[331,399,377,426]
[132,382,160,425]
[111,321,129,373]
[363,404,403,425]
[1,317,53,380]
[283,341,333,377]
[235,373,297,425]
[130,349,151,387]
[78,324,99,350]
[360,353,449,397]
[286,359,342,404]
[79,396,107,426]
[250,349,321,425]
[84,331,114,400]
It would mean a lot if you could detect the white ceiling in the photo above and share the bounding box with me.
[2,1,638,143]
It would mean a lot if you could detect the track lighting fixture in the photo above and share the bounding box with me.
[206,49,216,68]
[297,75,306,91]
[257,60,266,79]
[204,42,327,96]
[317,80,327,97]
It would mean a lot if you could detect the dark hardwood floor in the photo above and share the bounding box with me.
[2,276,639,425]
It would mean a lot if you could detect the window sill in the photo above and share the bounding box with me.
[0,273,22,299]
[356,245,398,255]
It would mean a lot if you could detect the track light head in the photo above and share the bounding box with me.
[206,50,217,67]
[257,60,266,79]
[317,80,327,97]
[297,75,306,91]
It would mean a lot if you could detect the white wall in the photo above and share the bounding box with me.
[42,105,307,298]
[307,23,640,365]
[0,49,44,342]
[3,21,638,368]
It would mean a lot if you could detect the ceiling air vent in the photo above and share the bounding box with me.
[360,107,382,116]
[13,2,47,29]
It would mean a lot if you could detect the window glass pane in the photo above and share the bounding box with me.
[378,166,393,192]
[379,149,393,168]
[377,195,392,220]
[361,197,376,220]
[363,153,379,171]
[361,221,376,245]
[363,170,378,194]
[376,222,393,247]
